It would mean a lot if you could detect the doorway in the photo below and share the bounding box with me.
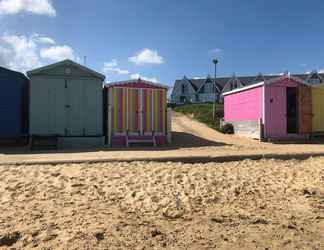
[286,87,298,133]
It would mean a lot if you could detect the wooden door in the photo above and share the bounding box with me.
[298,85,312,133]
[65,79,83,136]
[142,88,153,134]
[127,88,141,134]
[112,88,126,134]
[311,88,324,132]
[152,89,166,133]
[265,86,286,137]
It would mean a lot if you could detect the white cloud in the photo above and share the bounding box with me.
[34,35,55,45]
[0,0,56,16]
[0,34,41,72]
[131,73,158,83]
[0,33,78,72]
[102,59,129,75]
[129,48,164,65]
[209,48,222,54]
[40,45,77,61]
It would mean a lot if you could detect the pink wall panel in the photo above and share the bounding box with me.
[224,86,263,122]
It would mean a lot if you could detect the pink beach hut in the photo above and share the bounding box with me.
[105,79,170,147]
[223,74,312,140]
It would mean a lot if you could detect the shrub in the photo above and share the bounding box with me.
[220,123,234,134]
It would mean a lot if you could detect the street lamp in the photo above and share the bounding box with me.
[212,58,219,120]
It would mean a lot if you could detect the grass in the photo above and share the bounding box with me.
[174,103,224,131]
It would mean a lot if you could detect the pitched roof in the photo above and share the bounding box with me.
[27,59,105,80]
[174,72,323,93]
[106,79,169,90]
[223,74,309,96]
[0,66,28,81]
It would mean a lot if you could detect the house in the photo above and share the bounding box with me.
[105,79,170,147]
[171,71,324,105]
[27,59,105,148]
[0,66,29,142]
[223,74,312,140]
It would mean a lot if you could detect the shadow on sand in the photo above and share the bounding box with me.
[0,131,229,155]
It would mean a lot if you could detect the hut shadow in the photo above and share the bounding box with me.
[0,132,229,155]
[269,138,324,145]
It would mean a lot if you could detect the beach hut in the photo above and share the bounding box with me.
[223,74,312,140]
[105,79,170,147]
[27,59,105,148]
[0,66,29,143]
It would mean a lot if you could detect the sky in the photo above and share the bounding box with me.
[1,0,324,87]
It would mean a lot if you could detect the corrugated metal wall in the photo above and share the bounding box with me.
[0,67,28,138]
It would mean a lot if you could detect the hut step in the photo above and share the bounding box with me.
[30,135,58,150]
[127,138,157,147]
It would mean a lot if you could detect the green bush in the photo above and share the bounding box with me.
[220,123,234,134]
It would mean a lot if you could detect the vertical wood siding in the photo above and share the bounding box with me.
[312,87,324,132]
[110,87,167,135]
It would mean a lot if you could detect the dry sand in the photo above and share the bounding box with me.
[0,158,323,249]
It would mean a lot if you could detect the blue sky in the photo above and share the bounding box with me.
[1,0,324,87]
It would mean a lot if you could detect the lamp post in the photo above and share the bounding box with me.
[212,58,219,120]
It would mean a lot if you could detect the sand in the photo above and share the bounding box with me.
[0,158,323,249]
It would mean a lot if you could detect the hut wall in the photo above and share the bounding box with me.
[0,68,29,139]
[224,86,263,122]
[30,77,103,137]
[107,86,167,147]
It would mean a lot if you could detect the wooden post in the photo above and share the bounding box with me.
[107,88,112,146]
[167,108,172,143]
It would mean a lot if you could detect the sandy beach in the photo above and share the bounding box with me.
[0,158,323,249]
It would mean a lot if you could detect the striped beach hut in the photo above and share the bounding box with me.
[105,79,170,147]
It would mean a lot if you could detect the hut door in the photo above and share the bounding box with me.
[127,88,141,134]
[286,87,298,133]
[142,89,153,135]
[141,89,166,135]
[65,80,83,136]
[152,89,166,134]
[298,85,312,133]
[112,88,127,134]
[312,88,324,132]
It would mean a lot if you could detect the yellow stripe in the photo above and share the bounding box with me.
[163,90,166,132]
[154,91,159,131]
[114,88,118,132]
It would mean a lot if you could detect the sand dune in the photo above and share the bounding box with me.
[0,158,323,249]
